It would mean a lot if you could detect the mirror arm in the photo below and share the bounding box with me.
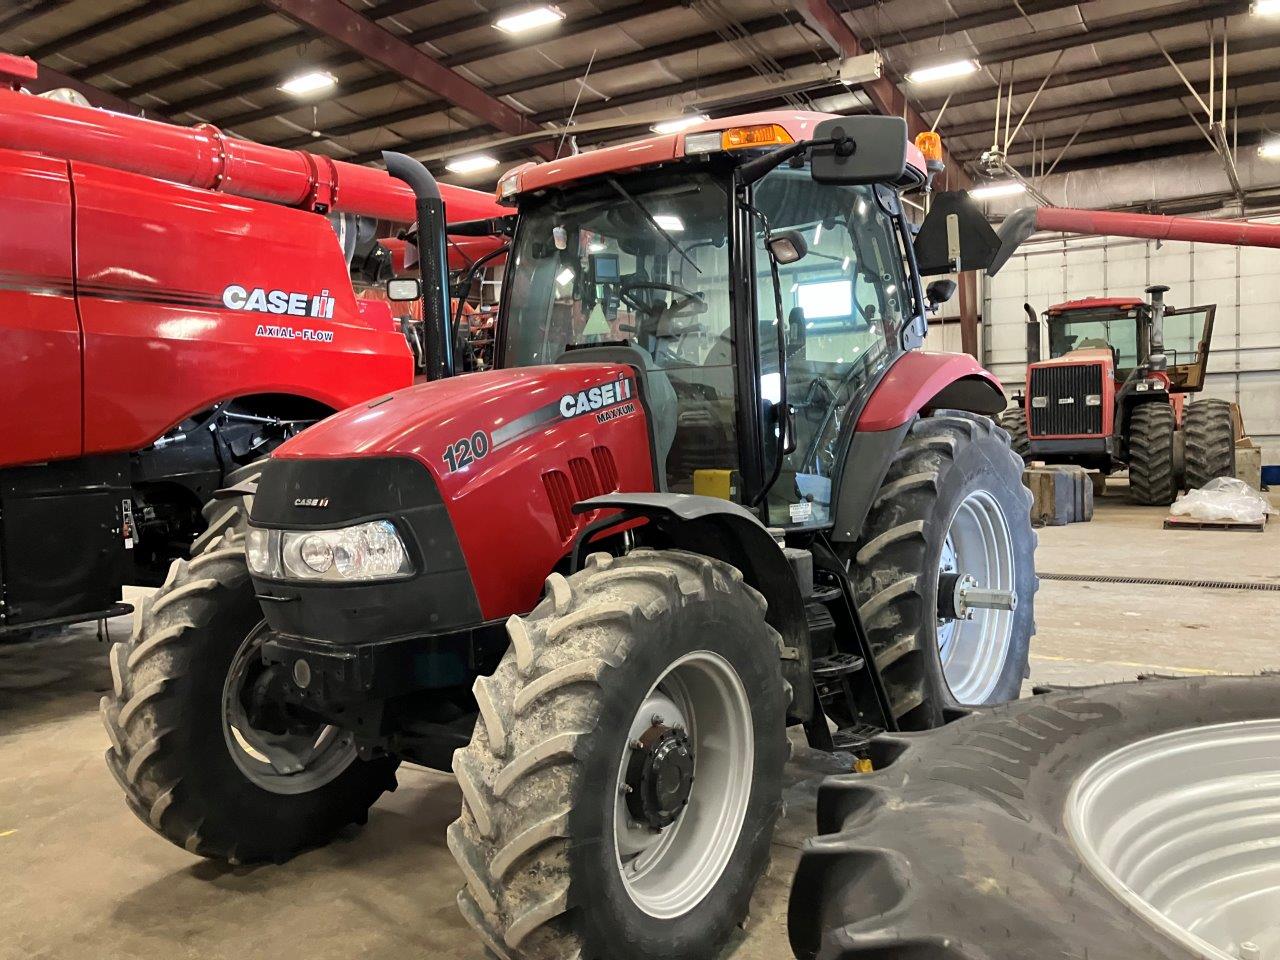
[736,135,851,187]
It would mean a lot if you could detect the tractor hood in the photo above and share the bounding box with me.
[265,363,659,618]
[1033,348,1114,368]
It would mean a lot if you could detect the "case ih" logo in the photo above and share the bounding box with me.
[223,284,336,319]
[559,377,634,419]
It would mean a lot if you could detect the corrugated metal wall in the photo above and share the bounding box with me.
[982,226,1280,463]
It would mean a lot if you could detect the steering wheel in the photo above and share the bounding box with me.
[620,280,706,316]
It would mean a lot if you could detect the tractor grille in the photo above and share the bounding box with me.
[1028,363,1104,436]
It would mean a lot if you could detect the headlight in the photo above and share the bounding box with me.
[245,520,413,582]
[1085,394,1102,406]
[1031,396,1048,408]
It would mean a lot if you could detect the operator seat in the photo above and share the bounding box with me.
[554,343,678,487]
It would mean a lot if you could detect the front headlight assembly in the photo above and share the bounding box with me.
[245,520,414,583]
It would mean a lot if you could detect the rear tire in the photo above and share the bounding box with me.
[998,405,1031,460]
[102,488,397,863]
[849,411,1036,728]
[1126,403,1177,505]
[449,549,788,960]
[1182,398,1236,490]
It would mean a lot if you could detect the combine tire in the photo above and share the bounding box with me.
[449,549,788,960]
[790,675,1280,960]
[1127,403,1177,505]
[998,405,1031,460]
[1183,398,1236,490]
[849,411,1036,728]
[102,486,396,863]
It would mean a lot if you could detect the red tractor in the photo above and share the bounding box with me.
[0,54,502,639]
[999,284,1235,504]
[103,110,1038,960]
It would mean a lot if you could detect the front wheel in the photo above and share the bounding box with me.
[449,549,788,960]
[850,411,1037,728]
[998,405,1031,460]
[1183,398,1236,490]
[1127,403,1177,505]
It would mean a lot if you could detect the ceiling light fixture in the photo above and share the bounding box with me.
[1258,138,1280,159]
[651,114,710,135]
[1253,0,1280,15]
[905,59,980,84]
[446,154,500,174]
[969,181,1027,200]
[278,70,337,96]
[494,5,565,33]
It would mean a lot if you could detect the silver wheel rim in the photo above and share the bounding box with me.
[1066,720,1280,960]
[221,622,357,795]
[936,489,1015,703]
[613,650,753,919]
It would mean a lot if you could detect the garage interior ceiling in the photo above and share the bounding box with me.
[6,0,1280,211]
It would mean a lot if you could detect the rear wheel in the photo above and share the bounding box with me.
[449,549,788,960]
[850,411,1036,728]
[998,405,1031,460]
[1126,403,1177,505]
[102,487,397,863]
[1183,398,1236,490]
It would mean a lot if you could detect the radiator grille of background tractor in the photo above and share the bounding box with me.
[1029,363,1104,436]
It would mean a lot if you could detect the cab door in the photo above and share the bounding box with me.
[1163,304,1216,392]
[0,149,82,466]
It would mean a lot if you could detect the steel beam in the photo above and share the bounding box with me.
[261,0,556,160]
[20,0,168,62]
[798,0,970,189]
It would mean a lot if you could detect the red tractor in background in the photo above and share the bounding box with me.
[0,54,503,639]
[103,111,1042,960]
[999,284,1235,504]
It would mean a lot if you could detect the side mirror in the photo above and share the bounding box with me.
[925,278,956,309]
[387,278,421,302]
[810,115,908,185]
[767,229,808,265]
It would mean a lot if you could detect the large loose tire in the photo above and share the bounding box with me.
[449,549,788,960]
[1127,403,1177,505]
[849,411,1036,728]
[998,405,1031,460]
[101,489,397,863]
[1183,398,1237,490]
[789,675,1280,960]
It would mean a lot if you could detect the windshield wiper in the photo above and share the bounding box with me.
[606,176,701,275]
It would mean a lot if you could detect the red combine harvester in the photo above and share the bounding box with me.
[1000,285,1234,504]
[0,54,503,638]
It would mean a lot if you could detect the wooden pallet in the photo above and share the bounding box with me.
[1162,514,1267,533]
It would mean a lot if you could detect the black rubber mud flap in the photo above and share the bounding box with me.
[789,675,1280,960]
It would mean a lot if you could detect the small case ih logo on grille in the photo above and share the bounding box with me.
[293,497,330,508]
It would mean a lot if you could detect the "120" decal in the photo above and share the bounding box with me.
[441,430,491,473]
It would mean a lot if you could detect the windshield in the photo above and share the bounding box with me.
[1048,310,1139,371]
[502,171,738,492]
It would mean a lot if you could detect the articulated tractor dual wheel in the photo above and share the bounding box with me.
[102,412,1035,960]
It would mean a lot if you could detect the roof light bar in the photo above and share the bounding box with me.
[905,59,979,84]
[278,70,337,96]
[652,114,710,135]
[969,181,1027,200]
[494,5,565,33]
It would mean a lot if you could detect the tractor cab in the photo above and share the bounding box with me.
[494,113,951,528]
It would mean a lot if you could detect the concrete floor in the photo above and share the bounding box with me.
[2,487,1278,960]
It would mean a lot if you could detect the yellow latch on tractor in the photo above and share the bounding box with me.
[693,469,737,501]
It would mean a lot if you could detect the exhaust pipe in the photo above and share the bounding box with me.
[383,151,454,381]
[1023,303,1041,364]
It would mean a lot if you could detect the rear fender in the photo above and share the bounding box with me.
[830,352,1006,543]
[573,493,812,722]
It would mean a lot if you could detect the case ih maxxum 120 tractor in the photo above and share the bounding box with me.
[103,110,1040,960]
[0,54,502,640]
[999,284,1236,504]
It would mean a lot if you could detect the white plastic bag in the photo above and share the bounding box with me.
[1168,476,1277,524]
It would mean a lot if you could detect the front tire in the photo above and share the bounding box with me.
[1183,398,1236,490]
[102,491,397,863]
[449,549,788,960]
[998,405,1031,460]
[850,411,1036,728]
[1127,403,1177,505]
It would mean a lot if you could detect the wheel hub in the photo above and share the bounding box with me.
[625,721,695,830]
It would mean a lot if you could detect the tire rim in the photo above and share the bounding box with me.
[221,622,357,795]
[1066,720,1280,960]
[936,489,1016,704]
[613,650,753,919]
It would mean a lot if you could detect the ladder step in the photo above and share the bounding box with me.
[812,652,866,679]
[830,722,881,752]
